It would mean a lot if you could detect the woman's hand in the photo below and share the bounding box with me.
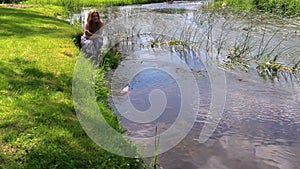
[89,34,103,39]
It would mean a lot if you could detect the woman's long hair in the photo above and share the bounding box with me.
[86,9,104,33]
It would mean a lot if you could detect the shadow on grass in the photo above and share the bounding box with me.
[0,6,145,167]
[7,58,70,93]
[0,57,144,168]
[0,7,71,38]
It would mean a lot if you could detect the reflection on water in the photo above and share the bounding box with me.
[120,68,181,137]
[72,1,300,168]
[108,3,300,169]
[111,32,300,168]
[156,71,300,169]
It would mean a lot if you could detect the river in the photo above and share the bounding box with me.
[72,1,300,168]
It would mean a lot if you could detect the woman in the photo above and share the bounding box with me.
[81,9,104,63]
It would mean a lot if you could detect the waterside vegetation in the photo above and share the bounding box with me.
[213,0,300,17]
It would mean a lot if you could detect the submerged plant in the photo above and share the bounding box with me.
[224,47,251,72]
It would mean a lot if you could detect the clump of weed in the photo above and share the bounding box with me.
[100,50,122,70]
[151,8,186,14]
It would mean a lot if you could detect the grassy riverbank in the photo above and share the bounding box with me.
[19,0,165,10]
[24,0,145,6]
[213,0,300,16]
[0,5,145,169]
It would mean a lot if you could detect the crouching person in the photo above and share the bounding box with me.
[81,8,104,65]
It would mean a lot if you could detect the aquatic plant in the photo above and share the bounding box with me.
[193,5,299,80]
[151,8,186,14]
[256,56,282,77]
[150,38,186,48]
[152,126,163,169]
[254,55,299,80]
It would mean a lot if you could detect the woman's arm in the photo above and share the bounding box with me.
[84,23,93,38]
[90,23,104,39]
[85,23,104,39]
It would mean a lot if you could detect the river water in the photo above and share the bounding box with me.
[72,1,300,168]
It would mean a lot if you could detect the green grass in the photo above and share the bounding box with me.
[213,0,300,17]
[0,6,145,169]
[22,0,164,8]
